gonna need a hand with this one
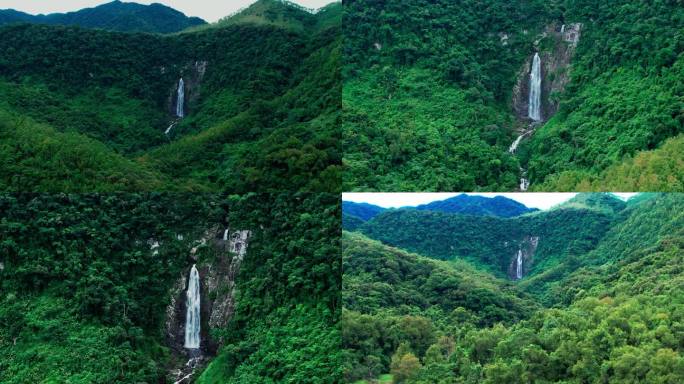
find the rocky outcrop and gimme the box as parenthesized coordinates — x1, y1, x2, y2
(164, 226, 251, 383)
(167, 60, 208, 117)
(512, 23, 582, 121)
(508, 235, 540, 279)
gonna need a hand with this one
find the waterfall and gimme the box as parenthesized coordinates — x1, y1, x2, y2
(184, 264, 200, 349)
(176, 78, 185, 118)
(516, 250, 523, 279)
(528, 53, 542, 121)
(223, 229, 229, 241)
(520, 177, 530, 192)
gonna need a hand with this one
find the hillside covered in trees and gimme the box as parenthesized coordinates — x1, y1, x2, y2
(0, 0, 341, 193)
(0, 193, 341, 383)
(343, 0, 684, 191)
(342, 193, 684, 383)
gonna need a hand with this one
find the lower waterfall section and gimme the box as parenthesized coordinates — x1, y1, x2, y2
(165, 227, 251, 383)
(184, 264, 201, 350)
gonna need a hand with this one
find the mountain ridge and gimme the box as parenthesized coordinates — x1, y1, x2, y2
(0, 0, 206, 33)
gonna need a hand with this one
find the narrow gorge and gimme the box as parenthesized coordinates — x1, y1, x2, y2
(510, 23, 582, 191)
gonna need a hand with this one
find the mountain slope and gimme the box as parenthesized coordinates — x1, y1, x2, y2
(0, 193, 341, 384)
(0, 1, 340, 192)
(342, 231, 538, 382)
(0, 1, 206, 33)
(357, 196, 616, 278)
(344, 193, 684, 383)
(343, 0, 683, 191)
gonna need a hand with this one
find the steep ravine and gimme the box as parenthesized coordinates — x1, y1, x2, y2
(165, 226, 251, 384)
(510, 23, 582, 190)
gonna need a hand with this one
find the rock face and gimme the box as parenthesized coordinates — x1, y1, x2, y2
(164, 226, 251, 383)
(512, 23, 582, 121)
(508, 235, 540, 280)
(168, 60, 208, 117)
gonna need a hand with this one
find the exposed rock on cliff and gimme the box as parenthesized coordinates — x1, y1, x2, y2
(512, 23, 582, 121)
(164, 226, 251, 383)
(167, 60, 208, 117)
(508, 235, 540, 279)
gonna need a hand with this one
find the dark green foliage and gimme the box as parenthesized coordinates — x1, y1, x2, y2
(343, 0, 684, 191)
(0, 1, 206, 33)
(0, 193, 217, 383)
(0, 2, 340, 192)
(414, 194, 537, 218)
(343, 214, 365, 232)
(344, 193, 684, 383)
(198, 193, 342, 383)
(357, 197, 615, 277)
(0, 192, 341, 383)
(342, 0, 554, 190)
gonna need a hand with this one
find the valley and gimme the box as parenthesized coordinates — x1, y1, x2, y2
(342, 193, 684, 383)
(0, 0, 341, 193)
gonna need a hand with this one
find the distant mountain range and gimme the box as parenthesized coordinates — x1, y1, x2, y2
(342, 194, 538, 226)
(0, 1, 206, 33)
(413, 194, 538, 217)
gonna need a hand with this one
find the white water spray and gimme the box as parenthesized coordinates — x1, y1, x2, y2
(516, 250, 523, 279)
(184, 264, 200, 349)
(176, 78, 185, 118)
(528, 53, 542, 121)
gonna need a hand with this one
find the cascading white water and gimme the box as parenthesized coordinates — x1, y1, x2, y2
(176, 78, 185, 118)
(520, 177, 530, 192)
(184, 264, 200, 349)
(516, 250, 523, 279)
(223, 229, 229, 241)
(528, 53, 542, 121)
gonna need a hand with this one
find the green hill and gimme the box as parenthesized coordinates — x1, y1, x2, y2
(0, 1, 340, 192)
(343, 193, 684, 383)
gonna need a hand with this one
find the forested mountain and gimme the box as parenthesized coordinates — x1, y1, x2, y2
(342, 194, 536, 232)
(0, 1, 206, 33)
(0, 0, 341, 193)
(413, 194, 537, 217)
(343, 0, 684, 191)
(343, 193, 684, 383)
(0, 193, 341, 383)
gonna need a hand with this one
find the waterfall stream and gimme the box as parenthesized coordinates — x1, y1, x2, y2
(509, 52, 543, 191)
(184, 265, 200, 349)
(528, 53, 541, 121)
(176, 78, 185, 118)
(516, 250, 523, 279)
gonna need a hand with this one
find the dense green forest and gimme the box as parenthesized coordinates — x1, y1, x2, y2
(0, 0, 341, 193)
(0, 1, 207, 33)
(0, 192, 341, 383)
(342, 193, 684, 383)
(343, 0, 684, 191)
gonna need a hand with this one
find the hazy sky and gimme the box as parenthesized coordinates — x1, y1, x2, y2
(0, 0, 335, 22)
(342, 193, 639, 210)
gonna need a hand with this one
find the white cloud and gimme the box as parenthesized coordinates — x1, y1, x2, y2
(342, 193, 640, 210)
(0, 1, 335, 23)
